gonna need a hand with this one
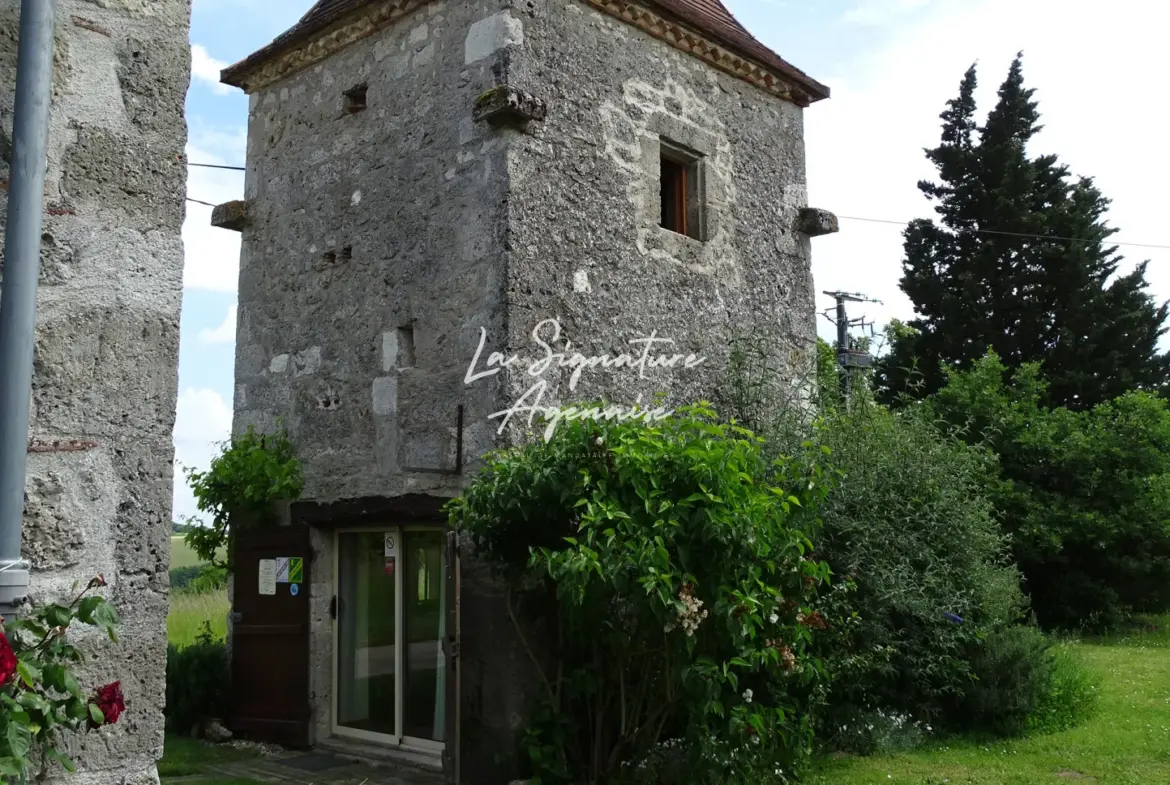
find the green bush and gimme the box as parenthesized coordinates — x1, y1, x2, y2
(805, 402, 1027, 735)
(164, 622, 230, 733)
(170, 564, 228, 593)
(946, 625, 1097, 737)
(449, 404, 837, 785)
(929, 353, 1170, 629)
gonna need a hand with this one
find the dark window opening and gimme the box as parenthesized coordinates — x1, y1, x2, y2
(660, 141, 704, 241)
(397, 325, 416, 369)
(322, 250, 337, 265)
(344, 83, 368, 114)
(339, 245, 352, 262)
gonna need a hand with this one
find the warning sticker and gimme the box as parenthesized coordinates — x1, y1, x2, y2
(275, 557, 290, 584)
(385, 558, 395, 575)
(288, 557, 304, 584)
(384, 533, 397, 557)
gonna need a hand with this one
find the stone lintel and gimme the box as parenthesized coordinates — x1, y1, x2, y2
(473, 85, 547, 129)
(796, 207, 839, 237)
(211, 200, 250, 232)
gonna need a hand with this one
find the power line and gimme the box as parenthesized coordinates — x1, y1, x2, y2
(189, 162, 245, 171)
(837, 215, 1170, 251)
(175, 191, 1170, 251)
(186, 197, 216, 207)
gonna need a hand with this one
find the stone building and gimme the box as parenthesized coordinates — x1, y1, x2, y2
(0, 1, 190, 783)
(216, 0, 833, 781)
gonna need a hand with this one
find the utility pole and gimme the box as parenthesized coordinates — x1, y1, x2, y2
(821, 290, 881, 407)
(0, 0, 58, 620)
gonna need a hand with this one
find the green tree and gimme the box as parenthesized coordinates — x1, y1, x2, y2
(877, 55, 1170, 409)
(929, 352, 1170, 629)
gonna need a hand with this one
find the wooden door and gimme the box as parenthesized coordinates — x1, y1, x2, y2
(229, 526, 313, 748)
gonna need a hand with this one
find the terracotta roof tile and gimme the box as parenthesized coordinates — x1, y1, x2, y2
(222, 0, 828, 103)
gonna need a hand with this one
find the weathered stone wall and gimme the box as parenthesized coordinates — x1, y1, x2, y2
(0, 1, 189, 783)
(233, 0, 818, 781)
(495, 0, 818, 414)
(230, 0, 532, 776)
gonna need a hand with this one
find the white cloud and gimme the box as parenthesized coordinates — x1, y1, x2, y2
(183, 126, 246, 292)
(191, 44, 232, 95)
(198, 304, 238, 344)
(172, 388, 234, 523)
(803, 0, 1170, 345)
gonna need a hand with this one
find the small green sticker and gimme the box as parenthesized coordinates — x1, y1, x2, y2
(288, 557, 303, 584)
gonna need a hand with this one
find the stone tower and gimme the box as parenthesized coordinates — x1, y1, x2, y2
(0, 1, 190, 783)
(218, 0, 832, 780)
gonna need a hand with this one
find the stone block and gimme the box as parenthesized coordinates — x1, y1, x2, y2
(473, 85, 547, 129)
(211, 199, 250, 231)
(796, 207, 839, 237)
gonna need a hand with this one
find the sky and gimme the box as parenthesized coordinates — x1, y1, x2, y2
(175, 0, 1170, 522)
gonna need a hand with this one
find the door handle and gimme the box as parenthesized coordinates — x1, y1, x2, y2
(329, 595, 338, 620)
(229, 612, 243, 623)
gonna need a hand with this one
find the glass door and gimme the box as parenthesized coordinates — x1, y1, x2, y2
(335, 531, 398, 739)
(333, 527, 446, 750)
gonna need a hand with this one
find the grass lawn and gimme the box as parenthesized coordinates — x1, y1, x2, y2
(809, 618, 1170, 785)
(159, 735, 264, 784)
(171, 534, 226, 568)
(168, 587, 229, 646)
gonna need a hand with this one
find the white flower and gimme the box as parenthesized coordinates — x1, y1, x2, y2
(595, 436, 605, 446)
(742, 689, 753, 703)
(769, 613, 779, 624)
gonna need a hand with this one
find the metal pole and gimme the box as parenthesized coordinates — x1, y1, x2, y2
(835, 296, 850, 406)
(0, 0, 58, 619)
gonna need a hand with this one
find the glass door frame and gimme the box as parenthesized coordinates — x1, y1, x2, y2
(330, 524, 446, 756)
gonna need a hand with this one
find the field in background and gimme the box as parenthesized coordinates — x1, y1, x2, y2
(168, 533, 228, 646)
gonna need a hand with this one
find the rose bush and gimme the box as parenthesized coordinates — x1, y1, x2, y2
(0, 576, 123, 783)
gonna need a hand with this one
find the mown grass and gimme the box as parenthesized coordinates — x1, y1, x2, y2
(808, 618, 1170, 785)
(159, 735, 263, 782)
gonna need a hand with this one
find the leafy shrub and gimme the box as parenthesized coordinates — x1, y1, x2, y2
(929, 353, 1170, 629)
(184, 425, 304, 569)
(164, 623, 230, 734)
(946, 625, 1097, 737)
(169, 566, 203, 591)
(170, 564, 228, 593)
(449, 404, 837, 785)
(806, 402, 1027, 734)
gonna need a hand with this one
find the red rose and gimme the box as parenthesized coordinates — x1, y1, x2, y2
(89, 681, 125, 727)
(0, 630, 17, 686)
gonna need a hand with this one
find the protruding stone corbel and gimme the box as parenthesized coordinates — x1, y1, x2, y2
(211, 200, 250, 232)
(796, 207, 839, 237)
(473, 85, 547, 129)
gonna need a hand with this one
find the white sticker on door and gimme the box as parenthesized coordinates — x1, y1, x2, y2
(384, 533, 397, 557)
(275, 557, 290, 583)
(258, 559, 276, 596)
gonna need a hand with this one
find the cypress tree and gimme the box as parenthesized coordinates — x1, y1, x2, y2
(878, 54, 1170, 409)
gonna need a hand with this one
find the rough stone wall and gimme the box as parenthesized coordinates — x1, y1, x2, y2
(495, 0, 818, 414)
(233, 0, 818, 780)
(231, 0, 533, 776)
(0, 1, 189, 783)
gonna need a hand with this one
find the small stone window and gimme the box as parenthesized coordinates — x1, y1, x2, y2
(397, 325, 416, 369)
(339, 245, 352, 262)
(660, 140, 704, 241)
(344, 83, 368, 114)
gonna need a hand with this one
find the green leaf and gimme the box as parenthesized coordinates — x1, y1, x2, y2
(15, 659, 41, 689)
(88, 704, 105, 726)
(4, 720, 32, 758)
